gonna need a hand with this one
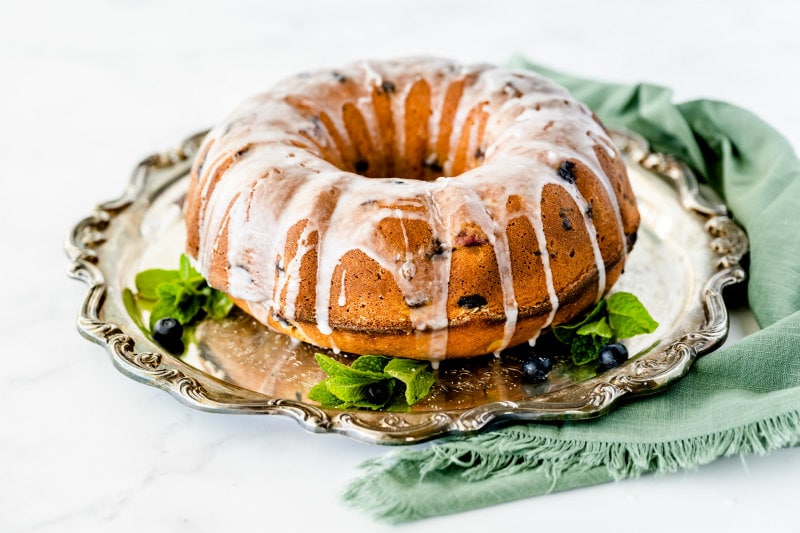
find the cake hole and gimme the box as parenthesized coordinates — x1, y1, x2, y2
(289, 79, 491, 181)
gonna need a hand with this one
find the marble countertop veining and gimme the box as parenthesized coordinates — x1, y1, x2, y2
(1, 1, 799, 532)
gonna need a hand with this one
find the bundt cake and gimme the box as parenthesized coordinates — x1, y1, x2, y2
(185, 57, 640, 361)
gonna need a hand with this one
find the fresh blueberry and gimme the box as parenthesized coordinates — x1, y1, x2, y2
(364, 381, 391, 405)
(354, 159, 369, 173)
(457, 294, 488, 308)
(153, 317, 184, 355)
(521, 355, 553, 383)
(380, 80, 396, 94)
(557, 160, 576, 184)
(598, 343, 629, 370)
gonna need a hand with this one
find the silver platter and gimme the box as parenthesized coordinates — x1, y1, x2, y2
(66, 130, 747, 445)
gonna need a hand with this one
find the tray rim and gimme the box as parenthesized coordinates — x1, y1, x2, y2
(65, 129, 748, 445)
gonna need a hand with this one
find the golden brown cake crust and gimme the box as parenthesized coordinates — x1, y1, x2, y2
(185, 57, 640, 360)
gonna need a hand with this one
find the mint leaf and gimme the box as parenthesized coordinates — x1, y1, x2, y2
(148, 299, 173, 330)
(135, 269, 180, 300)
(179, 254, 203, 283)
(607, 292, 658, 339)
(179, 254, 192, 279)
(351, 355, 392, 373)
(569, 316, 613, 365)
(204, 288, 234, 319)
(314, 353, 386, 381)
(314, 352, 350, 378)
(326, 376, 394, 409)
(308, 380, 345, 407)
(384, 358, 435, 405)
(384, 388, 413, 412)
(576, 316, 613, 339)
(570, 333, 606, 365)
(326, 372, 386, 390)
(157, 282, 200, 319)
(150, 282, 201, 329)
(553, 299, 607, 344)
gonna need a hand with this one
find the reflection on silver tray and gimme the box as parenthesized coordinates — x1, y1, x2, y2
(66, 130, 747, 445)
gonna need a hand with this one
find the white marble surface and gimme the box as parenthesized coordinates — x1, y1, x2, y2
(2, 1, 800, 531)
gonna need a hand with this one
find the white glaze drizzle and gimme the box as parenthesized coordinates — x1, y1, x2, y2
(337, 267, 347, 307)
(190, 57, 629, 359)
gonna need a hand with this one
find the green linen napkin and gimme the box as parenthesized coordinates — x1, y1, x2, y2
(343, 60, 800, 523)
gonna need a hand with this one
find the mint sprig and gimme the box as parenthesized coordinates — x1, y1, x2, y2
(308, 353, 435, 411)
(126, 254, 234, 354)
(136, 254, 234, 330)
(553, 292, 658, 365)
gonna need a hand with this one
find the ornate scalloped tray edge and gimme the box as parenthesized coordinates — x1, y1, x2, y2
(65, 129, 748, 445)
